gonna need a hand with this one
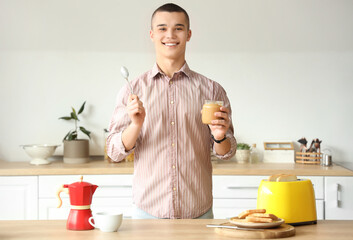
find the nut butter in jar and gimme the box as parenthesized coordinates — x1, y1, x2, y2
(202, 100, 224, 124)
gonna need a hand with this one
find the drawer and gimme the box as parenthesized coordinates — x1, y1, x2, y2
(39, 175, 133, 198)
(213, 176, 265, 199)
(213, 175, 324, 200)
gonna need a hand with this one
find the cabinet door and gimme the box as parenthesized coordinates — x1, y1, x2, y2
(316, 200, 324, 220)
(325, 176, 353, 220)
(0, 176, 38, 220)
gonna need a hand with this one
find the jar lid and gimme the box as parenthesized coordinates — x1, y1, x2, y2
(205, 100, 224, 106)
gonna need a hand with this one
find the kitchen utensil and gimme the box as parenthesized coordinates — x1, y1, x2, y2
(295, 151, 322, 164)
(89, 212, 123, 232)
(121, 66, 133, 94)
(257, 179, 317, 226)
(322, 149, 333, 166)
(206, 224, 258, 231)
(213, 222, 295, 239)
(322, 154, 332, 166)
(57, 176, 98, 230)
(20, 144, 60, 165)
(229, 217, 284, 229)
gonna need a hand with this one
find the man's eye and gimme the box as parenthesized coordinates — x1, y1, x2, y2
(176, 28, 183, 31)
(159, 28, 166, 31)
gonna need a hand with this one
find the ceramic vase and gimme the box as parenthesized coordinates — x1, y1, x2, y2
(63, 139, 89, 164)
(236, 149, 250, 163)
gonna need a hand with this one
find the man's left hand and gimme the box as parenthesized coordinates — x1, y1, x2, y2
(209, 106, 231, 141)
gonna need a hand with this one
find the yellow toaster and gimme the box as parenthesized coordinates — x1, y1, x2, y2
(257, 179, 317, 225)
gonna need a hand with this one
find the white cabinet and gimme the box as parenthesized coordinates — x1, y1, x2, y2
(0, 176, 38, 220)
(212, 175, 324, 220)
(325, 176, 353, 220)
(38, 175, 133, 220)
(0, 173, 351, 220)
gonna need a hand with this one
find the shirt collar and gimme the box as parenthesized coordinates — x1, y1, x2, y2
(151, 62, 191, 79)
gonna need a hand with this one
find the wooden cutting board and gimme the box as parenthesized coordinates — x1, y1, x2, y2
(214, 222, 295, 239)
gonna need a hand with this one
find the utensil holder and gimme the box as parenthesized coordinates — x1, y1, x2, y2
(295, 152, 322, 164)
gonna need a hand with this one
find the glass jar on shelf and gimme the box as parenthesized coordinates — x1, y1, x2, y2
(250, 144, 261, 163)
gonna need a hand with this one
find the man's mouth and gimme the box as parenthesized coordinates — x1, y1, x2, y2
(163, 42, 179, 46)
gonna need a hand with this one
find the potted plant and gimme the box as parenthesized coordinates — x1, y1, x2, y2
(236, 143, 251, 163)
(59, 101, 91, 164)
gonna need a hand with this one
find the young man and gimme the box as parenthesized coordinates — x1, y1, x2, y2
(107, 3, 237, 219)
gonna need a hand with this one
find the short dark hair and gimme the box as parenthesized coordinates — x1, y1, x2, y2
(151, 3, 190, 30)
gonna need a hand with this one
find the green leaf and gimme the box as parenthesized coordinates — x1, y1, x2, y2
(71, 111, 78, 121)
(237, 143, 250, 150)
(78, 101, 86, 115)
(80, 126, 91, 139)
(59, 116, 72, 120)
(63, 131, 71, 141)
(68, 131, 77, 140)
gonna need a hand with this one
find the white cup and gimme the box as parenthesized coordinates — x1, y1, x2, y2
(88, 212, 123, 232)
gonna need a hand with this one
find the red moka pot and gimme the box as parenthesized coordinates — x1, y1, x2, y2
(57, 176, 98, 230)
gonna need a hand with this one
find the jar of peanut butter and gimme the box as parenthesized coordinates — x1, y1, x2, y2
(202, 100, 223, 124)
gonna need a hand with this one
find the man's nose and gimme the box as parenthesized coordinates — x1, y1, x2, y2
(166, 29, 175, 38)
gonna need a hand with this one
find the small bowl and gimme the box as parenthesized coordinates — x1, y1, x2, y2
(21, 144, 60, 165)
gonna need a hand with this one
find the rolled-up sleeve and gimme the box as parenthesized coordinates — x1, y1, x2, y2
(106, 86, 135, 162)
(211, 83, 237, 160)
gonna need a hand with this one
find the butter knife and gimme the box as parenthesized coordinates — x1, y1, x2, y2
(206, 224, 259, 231)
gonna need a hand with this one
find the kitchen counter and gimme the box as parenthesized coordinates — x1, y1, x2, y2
(1, 159, 353, 176)
(0, 219, 352, 240)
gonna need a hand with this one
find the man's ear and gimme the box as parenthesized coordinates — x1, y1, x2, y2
(150, 29, 154, 42)
(187, 29, 192, 41)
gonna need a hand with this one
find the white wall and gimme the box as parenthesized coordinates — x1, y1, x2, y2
(1, 0, 352, 163)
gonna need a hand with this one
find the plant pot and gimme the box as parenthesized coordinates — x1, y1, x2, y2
(63, 139, 89, 164)
(236, 149, 250, 163)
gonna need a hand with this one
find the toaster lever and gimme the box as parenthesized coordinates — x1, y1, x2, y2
(226, 186, 258, 189)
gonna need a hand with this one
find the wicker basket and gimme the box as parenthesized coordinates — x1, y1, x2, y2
(295, 152, 322, 164)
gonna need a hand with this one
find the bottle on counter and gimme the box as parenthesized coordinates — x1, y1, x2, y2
(250, 144, 261, 163)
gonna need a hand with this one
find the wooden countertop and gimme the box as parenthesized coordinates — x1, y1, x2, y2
(0, 159, 352, 176)
(0, 219, 352, 240)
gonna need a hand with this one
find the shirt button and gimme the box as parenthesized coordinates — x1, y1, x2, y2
(170, 81, 173, 85)
(172, 143, 175, 147)
(170, 100, 174, 104)
(173, 187, 176, 191)
(171, 121, 175, 125)
(172, 165, 175, 169)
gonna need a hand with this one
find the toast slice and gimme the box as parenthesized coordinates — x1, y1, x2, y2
(268, 174, 284, 182)
(238, 209, 266, 219)
(276, 174, 297, 182)
(247, 213, 279, 220)
(245, 216, 273, 223)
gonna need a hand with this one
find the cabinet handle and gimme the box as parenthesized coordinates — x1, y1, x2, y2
(335, 183, 340, 208)
(226, 186, 258, 189)
(100, 185, 132, 188)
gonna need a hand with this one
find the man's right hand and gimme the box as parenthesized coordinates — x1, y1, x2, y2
(127, 94, 146, 127)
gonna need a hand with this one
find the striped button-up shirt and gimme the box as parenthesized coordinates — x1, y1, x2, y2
(107, 62, 237, 219)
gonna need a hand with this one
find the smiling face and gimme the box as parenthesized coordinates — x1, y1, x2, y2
(150, 11, 192, 63)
